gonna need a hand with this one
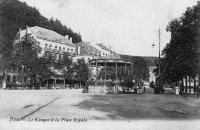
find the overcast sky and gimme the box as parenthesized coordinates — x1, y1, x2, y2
(20, 0, 198, 56)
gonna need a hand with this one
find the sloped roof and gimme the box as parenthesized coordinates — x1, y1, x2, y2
(75, 42, 89, 47)
(76, 42, 120, 59)
(76, 42, 99, 51)
(96, 43, 120, 57)
(96, 43, 111, 52)
(27, 26, 75, 47)
(107, 53, 121, 59)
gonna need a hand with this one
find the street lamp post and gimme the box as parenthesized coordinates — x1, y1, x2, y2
(152, 28, 161, 77)
(151, 43, 156, 83)
(158, 29, 161, 76)
(151, 43, 155, 68)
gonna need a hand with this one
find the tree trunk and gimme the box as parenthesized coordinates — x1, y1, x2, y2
(24, 77, 27, 89)
(185, 76, 188, 93)
(47, 79, 49, 89)
(180, 78, 184, 94)
(189, 76, 191, 93)
(64, 77, 66, 89)
(199, 73, 200, 87)
(30, 79, 33, 89)
(194, 76, 196, 93)
(40, 79, 42, 89)
(2, 71, 6, 89)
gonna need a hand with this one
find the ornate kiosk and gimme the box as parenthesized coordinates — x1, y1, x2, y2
(88, 58, 133, 93)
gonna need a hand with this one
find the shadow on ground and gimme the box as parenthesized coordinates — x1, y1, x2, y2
(74, 93, 200, 120)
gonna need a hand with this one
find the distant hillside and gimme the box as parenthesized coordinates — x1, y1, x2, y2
(120, 55, 150, 81)
(0, 0, 82, 43)
(120, 55, 158, 67)
(141, 56, 159, 67)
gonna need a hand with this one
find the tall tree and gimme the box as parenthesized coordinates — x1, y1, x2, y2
(120, 55, 150, 81)
(0, 0, 83, 87)
(74, 59, 89, 82)
(156, 2, 200, 90)
(13, 34, 52, 88)
(54, 52, 74, 82)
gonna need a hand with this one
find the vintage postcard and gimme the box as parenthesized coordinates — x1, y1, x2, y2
(0, 0, 200, 130)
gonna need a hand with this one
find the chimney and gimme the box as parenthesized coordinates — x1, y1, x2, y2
(70, 37, 72, 43)
(77, 46, 80, 55)
(26, 25, 30, 32)
(65, 35, 69, 39)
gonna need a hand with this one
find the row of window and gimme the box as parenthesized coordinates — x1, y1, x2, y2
(45, 43, 74, 52)
(87, 48, 101, 56)
(82, 57, 91, 61)
(103, 53, 109, 56)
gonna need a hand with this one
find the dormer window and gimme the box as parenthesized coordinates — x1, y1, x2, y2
(63, 47, 65, 50)
(59, 46, 61, 50)
(55, 46, 57, 49)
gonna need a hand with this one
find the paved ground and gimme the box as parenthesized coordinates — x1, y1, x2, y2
(0, 88, 200, 130)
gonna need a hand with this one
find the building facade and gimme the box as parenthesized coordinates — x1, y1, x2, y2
(18, 26, 76, 56)
(1, 26, 77, 89)
(74, 42, 120, 63)
(1, 25, 122, 89)
(74, 42, 101, 63)
(96, 43, 112, 58)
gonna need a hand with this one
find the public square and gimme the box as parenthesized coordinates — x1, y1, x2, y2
(1, 88, 200, 121)
(1, 88, 200, 130)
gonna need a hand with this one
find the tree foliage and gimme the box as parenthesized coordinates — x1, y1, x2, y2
(141, 56, 159, 67)
(73, 59, 89, 82)
(156, 2, 200, 83)
(0, 0, 82, 63)
(0, 0, 82, 43)
(120, 55, 150, 81)
(11, 33, 87, 87)
(98, 66, 132, 82)
(12, 34, 53, 87)
(54, 52, 75, 81)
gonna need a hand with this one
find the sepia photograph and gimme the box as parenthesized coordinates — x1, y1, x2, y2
(0, 0, 200, 129)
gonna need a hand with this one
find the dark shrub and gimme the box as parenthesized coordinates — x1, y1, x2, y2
(149, 81, 154, 88)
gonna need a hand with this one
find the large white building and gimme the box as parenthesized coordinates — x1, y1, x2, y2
(1, 26, 122, 89)
(1, 26, 77, 89)
(18, 26, 76, 56)
(74, 42, 120, 63)
(95, 43, 111, 58)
